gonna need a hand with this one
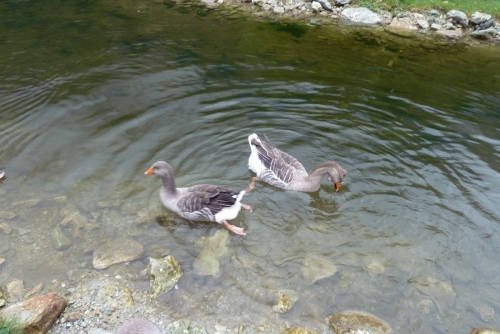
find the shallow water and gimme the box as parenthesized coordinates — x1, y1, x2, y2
(1, 1, 500, 333)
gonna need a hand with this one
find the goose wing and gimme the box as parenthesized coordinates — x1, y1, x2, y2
(252, 136, 308, 184)
(177, 184, 240, 220)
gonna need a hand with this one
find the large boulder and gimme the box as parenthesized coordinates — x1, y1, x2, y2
(0, 293, 67, 334)
(341, 7, 383, 26)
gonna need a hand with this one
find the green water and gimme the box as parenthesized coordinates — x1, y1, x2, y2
(1, 1, 500, 333)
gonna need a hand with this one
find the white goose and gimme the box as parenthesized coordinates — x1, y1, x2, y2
(145, 161, 251, 236)
(247, 133, 346, 193)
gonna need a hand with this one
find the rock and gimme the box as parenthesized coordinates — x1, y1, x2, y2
(478, 19, 496, 31)
(149, 255, 183, 297)
(471, 12, 492, 25)
(0, 222, 12, 234)
(0, 211, 17, 220)
(92, 238, 145, 270)
(302, 253, 337, 285)
(61, 211, 88, 238)
(116, 319, 163, 334)
(272, 289, 298, 313)
(472, 27, 498, 40)
(416, 19, 429, 29)
(97, 284, 135, 308)
(388, 17, 418, 30)
(0, 257, 5, 267)
(435, 29, 463, 39)
(282, 327, 318, 334)
(341, 7, 382, 26)
(335, 0, 350, 5)
(6, 279, 25, 299)
(24, 283, 44, 299)
(313, 0, 333, 12)
(193, 230, 229, 277)
(51, 227, 72, 251)
(445, 10, 468, 28)
(273, 6, 285, 14)
(470, 329, 500, 334)
(13, 198, 41, 208)
(0, 293, 67, 334)
(327, 310, 392, 334)
(430, 23, 441, 31)
(311, 1, 323, 12)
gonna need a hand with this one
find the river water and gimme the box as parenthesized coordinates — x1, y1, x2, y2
(1, 1, 500, 333)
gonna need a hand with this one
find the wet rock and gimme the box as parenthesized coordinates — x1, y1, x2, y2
(92, 238, 145, 270)
(24, 283, 44, 299)
(474, 304, 495, 322)
(0, 222, 12, 234)
(6, 279, 25, 299)
(0, 293, 67, 334)
(341, 7, 382, 26)
(445, 10, 468, 28)
(282, 328, 318, 334)
(148, 255, 183, 297)
(471, 329, 500, 334)
(0, 211, 17, 220)
(51, 227, 72, 251)
(61, 211, 88, 238)
(302, 253, 337, 285)
(272, 289, 298, 313)
(0, 257, 5, 267)
(327, 310, 392, 334)
(13, 198, 41, 208)
(116, 319, 162, 334)
(193, 230, 229, 277)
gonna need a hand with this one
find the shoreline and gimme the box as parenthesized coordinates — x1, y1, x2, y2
(201, 0, 500, 47)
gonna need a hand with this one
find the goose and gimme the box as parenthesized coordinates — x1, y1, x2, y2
(247, 133, 346, 193)
(0, 170, 4, 179)
(145, 161, 251, 236)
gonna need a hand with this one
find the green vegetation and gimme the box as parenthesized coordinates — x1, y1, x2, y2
(354, 0, 500, 16)
(0, 318, 25, 334)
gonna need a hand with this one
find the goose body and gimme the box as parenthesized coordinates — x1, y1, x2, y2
(247, 133, 346, 193)
(145, 161, 251, 236)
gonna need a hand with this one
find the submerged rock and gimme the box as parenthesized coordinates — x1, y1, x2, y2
(327, 310, 392, 334)
(470, 329, 500, 334)
(193, 230, 229, 277)
(302, 253, 337, 285)
(148, 255, 183, 297)
(93, 238, 145, 270)
(51, 227, 72, 251)
(273, 289, 298, 313)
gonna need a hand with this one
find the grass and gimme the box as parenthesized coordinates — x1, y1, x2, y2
(354, 0, 500, 16)
(0, 318, 25, 334)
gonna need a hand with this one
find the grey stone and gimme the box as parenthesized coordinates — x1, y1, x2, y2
(446, 9, 468, 27)
(149, 255, 183, 297)
(313, 0, 333, 11)
(472, 27, 498, 40)
(416, 19, 429, 29)
(193, 230, 229, 277)
(471, 11, 492, 25)
(327, 310, 392, 334)
(93, 238, 144, 270)
(301, 253, 337, 285)
(341, 7, 382, 26)
(51, 227, 72, 251)
(335, 0, 350, 5)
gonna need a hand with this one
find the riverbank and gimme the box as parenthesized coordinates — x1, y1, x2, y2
(198, 0, 500, 46)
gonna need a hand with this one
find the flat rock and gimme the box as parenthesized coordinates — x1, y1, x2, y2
(389, 17, 418, 30)
(0, 293, 67, 334)
(301, 253, 337, 285)
(93, 238, 144, 270)
(327, 310, 392, 334)
(193, 230, 229, 277)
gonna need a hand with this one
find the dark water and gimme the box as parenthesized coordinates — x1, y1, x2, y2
(1, 1, 500, 333)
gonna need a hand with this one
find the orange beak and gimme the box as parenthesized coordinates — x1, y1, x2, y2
(335, 183, 342, 192)
(144, 166, 154, 175)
